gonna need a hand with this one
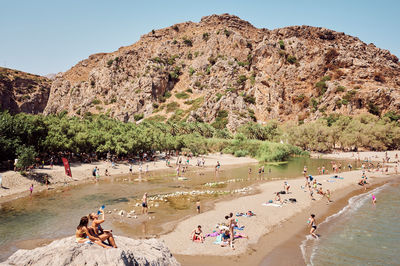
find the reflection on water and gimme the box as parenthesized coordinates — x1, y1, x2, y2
(0, 157, 355, 262)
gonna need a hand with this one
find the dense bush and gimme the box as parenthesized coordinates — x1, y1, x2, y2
(16, 146, 37, 169)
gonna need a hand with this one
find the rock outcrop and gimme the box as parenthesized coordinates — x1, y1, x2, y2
(0, 67, 51, 114)
(39, 14, 400, 130)
(1, 236, 179, 266)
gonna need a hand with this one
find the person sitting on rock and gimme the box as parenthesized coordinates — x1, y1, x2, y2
(75, 216, 110, 248)
(88, 210, 117, 248)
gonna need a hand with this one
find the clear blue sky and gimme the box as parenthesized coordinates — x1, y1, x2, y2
(1, 0, 399, 76)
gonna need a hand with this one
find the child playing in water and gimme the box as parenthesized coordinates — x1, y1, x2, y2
(372, 194, 377, 204)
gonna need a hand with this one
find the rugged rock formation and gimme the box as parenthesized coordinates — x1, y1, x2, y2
(42, 14, 400, 130)
(1, 236, 179, 266)
(0, 67, 51, 114)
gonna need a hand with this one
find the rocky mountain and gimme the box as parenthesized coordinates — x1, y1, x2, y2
(2, 236, 179, 266)
(40, 14, 400, 129)
(0, 67, 51, 114)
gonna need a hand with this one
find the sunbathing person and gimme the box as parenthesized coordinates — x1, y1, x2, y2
(75, 216, 110, 248)
(88, 210, 117, 248)
(275, 192, 283, 204)
(221, 229, 234, 249)
(190, 225, 204, 242)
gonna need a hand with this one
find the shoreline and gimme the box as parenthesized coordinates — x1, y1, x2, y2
(261, 177, 395, 265)
(164, 168, 398, 265)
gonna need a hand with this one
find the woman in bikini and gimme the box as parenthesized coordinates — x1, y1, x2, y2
(88, 210, 117, 248)
(75, 216, 110, 248)
(190, 225, 204, 242)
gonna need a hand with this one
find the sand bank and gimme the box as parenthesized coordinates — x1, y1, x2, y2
(0, 154, 257, 203)
(312, 150, 400, 163)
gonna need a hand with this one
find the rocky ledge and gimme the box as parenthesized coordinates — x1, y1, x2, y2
(1, 236, 179, 266)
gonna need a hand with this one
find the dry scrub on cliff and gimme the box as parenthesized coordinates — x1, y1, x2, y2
(41, 14, 399, 131)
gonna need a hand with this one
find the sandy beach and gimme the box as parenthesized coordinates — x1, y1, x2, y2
(313, 150, 400, 163)
(160, 151, 399, 264)
(0, 154, 257, 203)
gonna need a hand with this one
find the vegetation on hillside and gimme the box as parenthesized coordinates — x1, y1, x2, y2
(1, 111, 398, 168)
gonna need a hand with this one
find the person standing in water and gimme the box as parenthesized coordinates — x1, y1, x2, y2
(372, 194, 377, 204)
(308, 214, 318, 238)
(29, 184, 34, 195)
(142, 192, 148, 214)
(303, 166, 308, 177)
(196, 200, 201, 213)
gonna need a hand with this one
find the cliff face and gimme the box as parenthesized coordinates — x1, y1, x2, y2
(43, 14, 400, 129)
(2, 236, 180, 266)
(0, 67, 51, 114)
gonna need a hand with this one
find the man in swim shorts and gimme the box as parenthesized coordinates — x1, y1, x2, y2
(142, 192, 148, 214)
(196, 200, 200, 213)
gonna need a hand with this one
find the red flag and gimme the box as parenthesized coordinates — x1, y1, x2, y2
(62, 157, 72, 178)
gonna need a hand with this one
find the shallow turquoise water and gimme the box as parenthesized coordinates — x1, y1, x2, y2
(303, 181, 400, 266)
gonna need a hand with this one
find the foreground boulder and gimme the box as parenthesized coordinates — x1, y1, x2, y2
(1, 236, 179, 266)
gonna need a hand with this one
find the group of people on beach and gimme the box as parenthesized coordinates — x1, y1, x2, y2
(304, 171, 332, 204)
(191, 212, 248, 250)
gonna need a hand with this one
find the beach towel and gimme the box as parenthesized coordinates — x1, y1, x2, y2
(234, 226, 245, 230)
(262, 203, 282, 207)
(206, 232, 220, 237)
(213, 234, 223, 245)
(236, 212, 255, 217)
(330, 176, 344, 179)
